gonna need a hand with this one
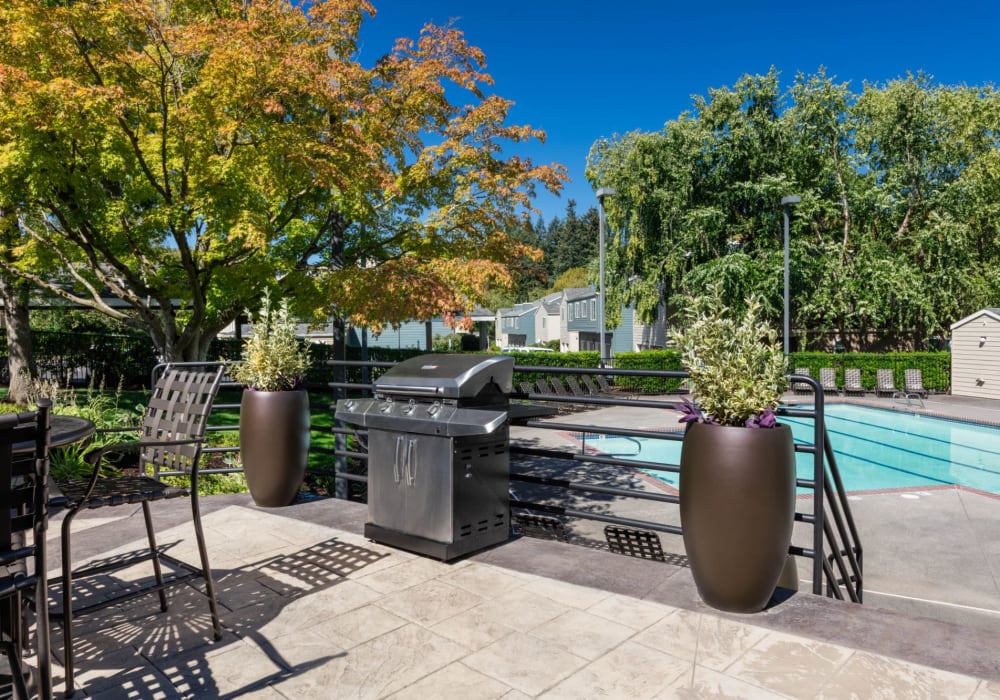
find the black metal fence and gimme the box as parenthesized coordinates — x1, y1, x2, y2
(321, 361, 863, 603)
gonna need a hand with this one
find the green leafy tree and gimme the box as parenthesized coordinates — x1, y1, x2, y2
(587, 69, 1000, 348)
(0, 0, 565, 361)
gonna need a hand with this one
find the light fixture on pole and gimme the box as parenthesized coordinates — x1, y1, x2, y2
(596, 187, 615, 367)
(781, 195, 801, 356)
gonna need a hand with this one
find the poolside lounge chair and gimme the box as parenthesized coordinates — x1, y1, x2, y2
(565, 376, 593, 397)
(844, 368, 865, 396)
(792, 367, 812, 395)
(819, 367, 839, 395)
(580, 375, 601, 396)
(875, 368, 898, 397)
(904, 369, 928, 398)
(595, 374, 636, 399)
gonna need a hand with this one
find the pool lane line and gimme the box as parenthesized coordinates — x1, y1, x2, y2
(782, 415, 1000, 481)
(795, 406, 1000, 460)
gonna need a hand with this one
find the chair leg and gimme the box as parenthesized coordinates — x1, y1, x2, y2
(189, 493, 222, 641)
(1, 639, 31, 700)
(141, 502, 168, 613)
(60, 508, 79, 698)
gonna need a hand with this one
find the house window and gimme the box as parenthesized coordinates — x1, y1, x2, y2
(569, 305, 574, 320)
(591, 300, 596, 319)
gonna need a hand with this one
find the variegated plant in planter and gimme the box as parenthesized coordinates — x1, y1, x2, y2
(232, 293, 311, 507)
(671, 289, 793, 613)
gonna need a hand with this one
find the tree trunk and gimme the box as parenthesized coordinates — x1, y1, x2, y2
(0, 272, 35, 405)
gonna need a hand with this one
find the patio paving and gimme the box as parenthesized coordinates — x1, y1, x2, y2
(40, 491, 1000, 698)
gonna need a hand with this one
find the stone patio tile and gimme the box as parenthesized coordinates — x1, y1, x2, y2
(352, 556, 457, 594)
(157, 636, 285, 697)
(816, 651, 981, 698)
(586, 593, 674, 631)
(68, 664, 184, 700)
(255, 579, 383, 638)
(376, 578, 485, 626)
(384, 661, 513, 700)
(518, 576, 612, 609)
(470, 586, 571, 632)
(724, 630, 854, 697)
(303, 602, 409, 650)
(269, 623, 467, 699)
(634, 609, 769, 671)
(429, 606, 519, 650)
(539, 640, 690, 699)
(528, 608, 635, 660)
(499, 691, 534, 700)
(663, 664, 796, 699)
(462, 631, 588, 696)
(439, 562, 533, 598)
(975, 680, 1000, 698)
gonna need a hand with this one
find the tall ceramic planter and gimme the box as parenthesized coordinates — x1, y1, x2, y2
(240, 389, 310, 507)
(679, 421, 795, 613)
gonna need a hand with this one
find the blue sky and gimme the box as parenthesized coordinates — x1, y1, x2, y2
(357, 1, 998, 224)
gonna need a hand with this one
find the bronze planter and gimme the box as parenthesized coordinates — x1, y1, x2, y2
(240, 389, 310, 507)
(679, 421, 796, 613)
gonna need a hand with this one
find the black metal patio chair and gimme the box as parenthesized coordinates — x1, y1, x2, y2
(52, 364, 224, 696)
(1, 401, 53, 700)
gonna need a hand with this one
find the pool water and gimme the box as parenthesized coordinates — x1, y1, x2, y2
(589, 404, 1000, 495)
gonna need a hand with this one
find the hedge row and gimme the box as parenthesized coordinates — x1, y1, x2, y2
(788, 351, 951, 393)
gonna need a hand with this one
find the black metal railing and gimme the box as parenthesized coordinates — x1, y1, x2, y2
(323, 359, 863, 602)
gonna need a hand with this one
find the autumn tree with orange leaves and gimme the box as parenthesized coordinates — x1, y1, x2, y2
(0, 0, 565, 362)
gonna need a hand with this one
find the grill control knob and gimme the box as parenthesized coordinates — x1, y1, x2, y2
(344, 400, 356, 410)
(379, 401, 392, 413)
(403, 401, 416, 415)
(426, 402, 441, 416)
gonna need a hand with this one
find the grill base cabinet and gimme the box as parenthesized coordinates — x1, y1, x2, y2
(365, 428, 510, 561)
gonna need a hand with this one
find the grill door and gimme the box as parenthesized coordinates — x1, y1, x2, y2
(368, 429, 454, 542)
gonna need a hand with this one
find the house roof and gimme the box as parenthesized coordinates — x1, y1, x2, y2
(540, 292, 563, 314)
(950, 308, 1000, 330)
(563, 286, 596, 302)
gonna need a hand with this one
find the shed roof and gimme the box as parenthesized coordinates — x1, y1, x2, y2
(950, 308, 1000, 330)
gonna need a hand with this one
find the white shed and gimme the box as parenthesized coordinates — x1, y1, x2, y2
(950, 308, 1000, 399)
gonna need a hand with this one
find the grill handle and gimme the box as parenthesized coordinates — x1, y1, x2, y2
(393, 435, 404, 483)
(376, 384, 443, 398)
(406, 439, 418, 486)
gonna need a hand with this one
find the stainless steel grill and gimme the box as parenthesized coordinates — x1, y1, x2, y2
(335, 354, 514, 561)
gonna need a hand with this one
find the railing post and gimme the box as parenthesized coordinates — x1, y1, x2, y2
(812, 380, 826, 595)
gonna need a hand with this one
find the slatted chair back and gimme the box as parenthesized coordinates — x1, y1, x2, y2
(792, 367, 812, 394)
(141, 366, 225, 478)
(819, 368, 838, 394)
(844, 369, 864, 395)
(565, 376, 590, 397)
(0, 401, 53, 700)
(904, 369, 927, 396)
(876, 368, 897, 396)
(580, 375, 600, 395)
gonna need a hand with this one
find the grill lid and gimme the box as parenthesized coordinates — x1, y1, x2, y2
(373, 354, 513, 400)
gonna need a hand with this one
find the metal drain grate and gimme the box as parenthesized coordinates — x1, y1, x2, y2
(513, 513, 568, 541)
(604, 526, 666, 561)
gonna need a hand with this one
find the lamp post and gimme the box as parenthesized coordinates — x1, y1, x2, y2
(781, 195, 801, 356)
(596, 187, 615, 367)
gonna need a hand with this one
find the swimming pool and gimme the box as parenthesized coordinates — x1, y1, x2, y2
(587, 404, 1000, 495)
